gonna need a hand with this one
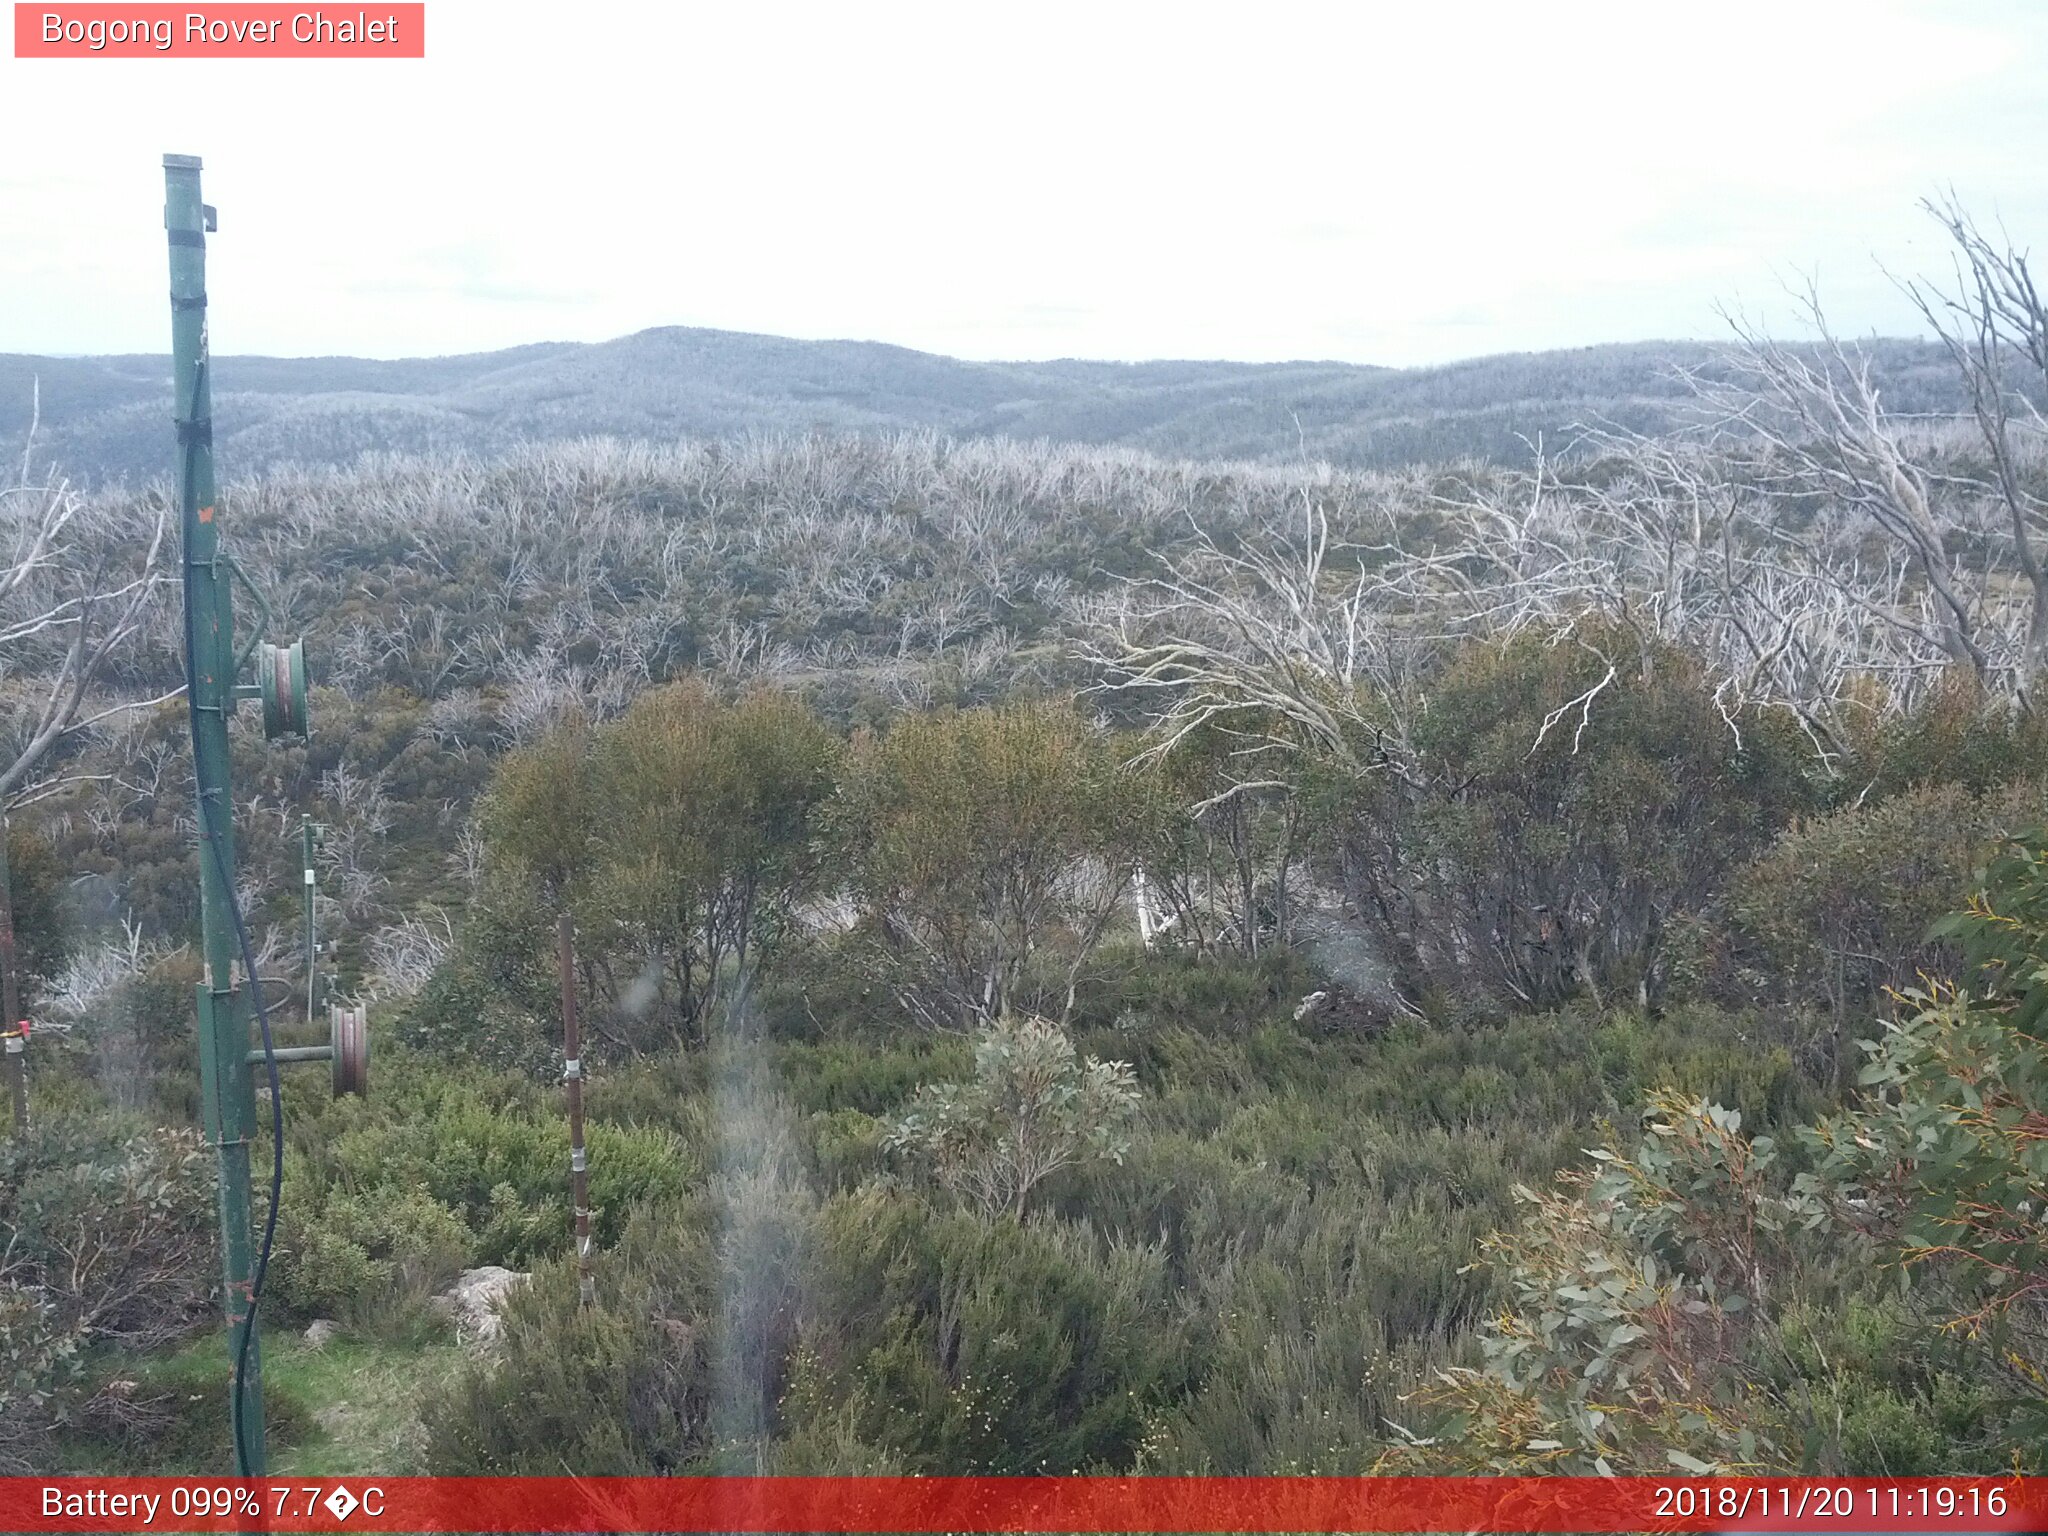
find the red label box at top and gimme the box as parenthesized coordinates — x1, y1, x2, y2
(14, 4, 425, 56)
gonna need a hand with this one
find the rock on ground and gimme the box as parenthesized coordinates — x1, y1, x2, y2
(433, 1265, 530, 1347)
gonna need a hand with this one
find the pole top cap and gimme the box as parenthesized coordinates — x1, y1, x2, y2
(163, 153, 203, 170)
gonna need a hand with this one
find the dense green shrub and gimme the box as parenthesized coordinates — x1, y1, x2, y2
(392, 884, 558, 1076)
(1764, 1295, 1995, 1475)
(484, 683, 842, 1051)
(428, 1146, 818, 1475)
(0, 1118, 215, 1352)
(1382, 1093, 1978, 1475)
(425, 1201, 719, 1473)
(1331, 624, 1815, 1011)
(1414, 1092, 1821, 1473)
(746, 934, 891, 1044)
(1857, 673, 2048, 799)
(1072, 944, 1327, 1038)
(767, 1034, 969, 1118)
(1125, 1181, 1445, 1473)
(1799, 830, 2048, 1447)
(790, 1191, 1185, 1474)
(829, 700, 1144, 1027)
(423, 990, 1811, 1478)
(271, 1183, 469, 1332)
(70, 950, 203, 1116)
(0, 1286, 79, 1473)
(1730, 780, 2044, 1024)
(1393, 833, 2048, 1477)
(2, 824, 69, 1003)
(284, 1058, 694, 1269)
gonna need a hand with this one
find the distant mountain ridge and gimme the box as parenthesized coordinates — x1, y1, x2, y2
(0, 324, 1964, 484)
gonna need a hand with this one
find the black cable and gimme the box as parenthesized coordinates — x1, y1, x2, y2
(178, 352, 285, 1479)
(213, 806, 285, 1480)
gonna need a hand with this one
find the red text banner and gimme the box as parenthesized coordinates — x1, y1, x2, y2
(13, 5, 424, 57)
(1, 1476, 2042, 1534)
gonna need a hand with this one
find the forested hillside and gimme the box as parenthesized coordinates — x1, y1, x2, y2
(2, 204, 2044, 1481)
(0, 327, 1968, 484)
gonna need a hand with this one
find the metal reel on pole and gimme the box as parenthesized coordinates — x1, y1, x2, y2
(260, 639, 309, 740)
(329, 1002, 368, 1097)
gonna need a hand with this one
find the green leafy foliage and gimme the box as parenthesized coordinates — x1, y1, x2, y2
(0, 1287, 79, 1473)
(1859, 673, 2048, 800)
(1457, 1094, 1813, 1472)
(271, 1186, 469, 1335)
(424, 1201, 719, 1473)
(1334, 624, 1815, 1011)
(1396, 830, 2048, 1476)
(392, 887, 557, 1076)
(1385, 1091, 1996, 1475)
(1800, 831, 2048, 1437)
(0, 1118, 216, 1351)
(832, 701, 1142, 1026)
(1731, 781, 2044, 1023)
(885, 1015, 1140, 1219)
(408, 976, 1852, 1480)
(1, 824, 68, 1002)
(279, 1052, 694, 1285)
(790, 1192, 1183, 1474)
(484, 683, 841, 1050)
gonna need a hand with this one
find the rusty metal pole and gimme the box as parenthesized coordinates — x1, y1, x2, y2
(558, 913, 594, 1307)
(0, 817, 26, 1136)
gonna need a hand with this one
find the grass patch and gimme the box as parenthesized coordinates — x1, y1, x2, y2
(266, 1332, 466, 1477)
(66, 1325, 462, 1476)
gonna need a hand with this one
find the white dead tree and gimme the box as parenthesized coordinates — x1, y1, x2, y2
(1404, 204, 2048, 760)
(0, 415, 172, 1120)
(1483, 431, 1906, 767)
(1078, 487, 1402, 801)
(366, 906, 455, 1000)
(1079, 402, 1957, 842)
(1694, 294, 2006, 693)
(1351, 438, 1618, 647)
(0, 454, 172, 808)
(1077, 487, 1408, 955)
(1899, 194, 2048, 692)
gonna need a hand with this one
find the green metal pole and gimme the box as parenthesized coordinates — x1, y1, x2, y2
(165, 152, 266, 1476)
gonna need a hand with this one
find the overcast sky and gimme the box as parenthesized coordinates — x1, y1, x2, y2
(2, 0, 2044, 367)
